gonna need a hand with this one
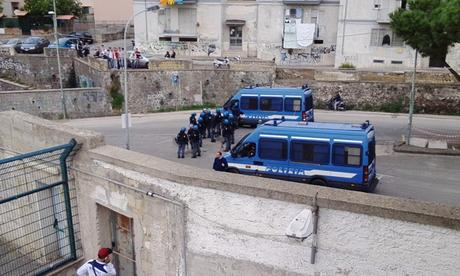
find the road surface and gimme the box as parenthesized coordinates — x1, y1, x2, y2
(63, 110, 460, 206)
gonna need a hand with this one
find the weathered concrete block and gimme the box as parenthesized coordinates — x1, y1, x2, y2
(409, 137, 428, 148)
(428, 139, 448, 149)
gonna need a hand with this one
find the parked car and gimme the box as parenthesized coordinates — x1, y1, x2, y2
(126, 51, 149, 69)
(0, 38, 23, 49)
(15, 37, 50, 54)
(67, 32, 94, 44)
(48, 37, 79, 49)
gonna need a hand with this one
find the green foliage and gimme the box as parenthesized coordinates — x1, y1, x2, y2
(339, 63, 356, 69)
(24, 0, 82, 16)
(378, 97, 405, 113)
(390, 0, 460, 63)
(109, 84, 124, 110)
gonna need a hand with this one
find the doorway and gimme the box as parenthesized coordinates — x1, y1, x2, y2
(97, 205, 136, 275)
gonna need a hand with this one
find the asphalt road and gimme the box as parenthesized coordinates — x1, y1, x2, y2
(63, 110, 460, 206)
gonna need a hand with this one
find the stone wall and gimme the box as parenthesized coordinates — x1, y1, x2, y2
(0, 78, 29, 91)
(1, 111, 460, 276)
(309, 81, 460, 115)
(0, 88, 112, 119)
(74, 58, 276, 113)
(0, 49, 77, 89)
(276, 67, 459, 84)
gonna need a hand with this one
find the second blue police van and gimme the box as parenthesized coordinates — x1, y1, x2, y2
(223, 85, 314, 126)
(224, 120, 377, 191)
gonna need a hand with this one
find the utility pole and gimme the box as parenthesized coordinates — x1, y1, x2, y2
(407, 49, 418, 144)
(51, 0, 67, 119)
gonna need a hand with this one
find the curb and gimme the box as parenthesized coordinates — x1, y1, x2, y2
(393, 142, 460, 156)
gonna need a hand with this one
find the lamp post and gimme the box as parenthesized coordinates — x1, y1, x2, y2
(49, 0, 67, 119)
(123, 5, 160, 150)
(407, 49, 418, 144)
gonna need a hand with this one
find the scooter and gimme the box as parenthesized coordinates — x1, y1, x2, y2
(327, 97, 346, 111)
(213, 57, 230, 69)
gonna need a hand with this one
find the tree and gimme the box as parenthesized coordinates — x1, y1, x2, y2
(390, 0, 460, 68)
(24, 0, 82, 17)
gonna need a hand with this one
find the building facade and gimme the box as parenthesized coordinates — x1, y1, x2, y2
(134, 0, 456, 69)
(134, 0, 340, 66)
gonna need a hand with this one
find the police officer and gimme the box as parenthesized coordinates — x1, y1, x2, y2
(214, 108, 223, 137)
(222, 119, 232, 152)
(190, 125, 201, 158)
(228, 113, 236, 144)
(176, 127, 188, 158)
(197, 117, 206, 146)
(189, 112, 197, 125)
(204, 109, 214, 139)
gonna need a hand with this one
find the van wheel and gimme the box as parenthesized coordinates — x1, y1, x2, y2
(310, 178, 327, 186)
(227, 168, 239, 174)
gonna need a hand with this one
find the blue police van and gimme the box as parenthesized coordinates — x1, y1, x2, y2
(224, 120, 377, 191)
(223, 85, 314, 126)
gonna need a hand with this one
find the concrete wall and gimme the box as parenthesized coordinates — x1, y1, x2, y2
(1, 111, 459, 276)
(0, 88, 112, 119)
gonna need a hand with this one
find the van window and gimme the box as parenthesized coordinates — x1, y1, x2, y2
(284, 98, 302, 112)
(239, 142, 256, 158)
(259, 138, 287, 161)
(304, 95, 313, 110)
(368, 140, 375, 165)
(291, 141, 329, 165)
(333, 144, 362, 166)
(260, 97, 283, 111)
(241, 97, 258, 110)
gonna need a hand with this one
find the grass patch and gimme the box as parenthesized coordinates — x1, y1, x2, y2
(339, 63, 356, 69)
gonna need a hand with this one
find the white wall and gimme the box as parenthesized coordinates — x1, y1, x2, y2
(86, 157, 460, 275)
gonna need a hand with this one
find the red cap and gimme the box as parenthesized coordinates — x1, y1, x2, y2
(98, 248, 112, 259)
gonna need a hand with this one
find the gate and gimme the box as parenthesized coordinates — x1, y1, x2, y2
(0, 139, 82, 276)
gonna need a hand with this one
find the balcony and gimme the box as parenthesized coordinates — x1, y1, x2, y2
(283, 0, 322, 5)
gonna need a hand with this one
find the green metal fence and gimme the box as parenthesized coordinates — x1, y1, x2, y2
(0, 140, 82, 276)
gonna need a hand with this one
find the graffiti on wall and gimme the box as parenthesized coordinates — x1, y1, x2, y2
(79, 75, 94, 88)
(280, 45, 336, 66)
(0, 58, 31, 74)
(142, 40, 220, 57)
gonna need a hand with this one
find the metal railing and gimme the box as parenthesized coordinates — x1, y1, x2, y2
(0, 140, 82, 276)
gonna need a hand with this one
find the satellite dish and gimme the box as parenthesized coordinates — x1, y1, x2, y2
(285, 208, 313, 240)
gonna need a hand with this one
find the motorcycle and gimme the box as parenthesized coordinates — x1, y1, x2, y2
(327, 95, 346, 111)
(213, 57, 230, 69)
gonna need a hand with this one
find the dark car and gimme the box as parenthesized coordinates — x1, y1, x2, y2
(15, 37, 50, 54)
(68, 32, 94, 44)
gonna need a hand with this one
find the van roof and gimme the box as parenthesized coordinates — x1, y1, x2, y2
(238, 87, 311, 95)
(257, 120, 374, 137)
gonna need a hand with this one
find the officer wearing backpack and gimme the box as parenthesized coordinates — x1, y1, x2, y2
(76, 247, 116, 276)
(176, 127, 188, 158)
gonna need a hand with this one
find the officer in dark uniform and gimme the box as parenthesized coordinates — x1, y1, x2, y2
(222, 119, 232, 152)
(228, 113, 236, 144)
(214, 108, 223, 137)
(190, 125, 201, 158)
(189, 112, 197, 125)
(204, 109, 214, 139)
(197, 117, 206, 147)
(176, 127, 188, 158)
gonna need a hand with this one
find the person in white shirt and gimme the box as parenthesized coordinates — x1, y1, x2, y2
(76, 247, 117, 276)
